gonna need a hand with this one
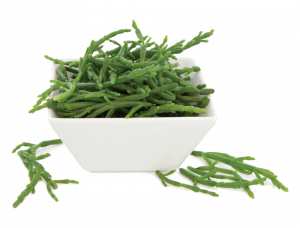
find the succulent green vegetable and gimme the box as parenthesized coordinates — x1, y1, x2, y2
(156, 150, 288, 199)
(156, 170, 219, 197)
(31, 20, 214, 118)
(12, 140, 79, 208)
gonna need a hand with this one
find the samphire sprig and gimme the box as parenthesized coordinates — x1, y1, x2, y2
(12, 140, 79, 208)
(31, 20, 215, 118)
(192, 151, 288, 192)
(156, 170, 219, 197)
(157, 151, 288, 199)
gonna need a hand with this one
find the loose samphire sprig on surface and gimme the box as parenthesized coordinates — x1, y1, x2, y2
(12, 140, 79, 208)
(156, 151, 288, 199)
(30, 20, 214, 118)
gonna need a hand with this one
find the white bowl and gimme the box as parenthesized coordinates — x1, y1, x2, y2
(48, 58, 217, 172)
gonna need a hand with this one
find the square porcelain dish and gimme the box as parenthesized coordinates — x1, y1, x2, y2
(48, 58, 217, 172)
